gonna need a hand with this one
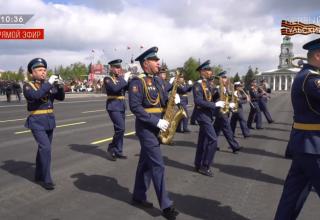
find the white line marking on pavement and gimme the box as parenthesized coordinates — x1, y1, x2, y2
(14, 122, 87, 134)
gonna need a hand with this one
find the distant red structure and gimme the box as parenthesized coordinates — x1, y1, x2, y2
(89, 63, 106, 82)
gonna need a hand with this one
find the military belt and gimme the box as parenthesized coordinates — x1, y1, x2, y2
(144, 107, 164, 113)
(293, 122, 320, 131)
(107, 96, 125, 100)
(30, 109, 54, 115)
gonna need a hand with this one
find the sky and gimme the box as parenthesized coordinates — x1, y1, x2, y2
(0, 0, 319, 75)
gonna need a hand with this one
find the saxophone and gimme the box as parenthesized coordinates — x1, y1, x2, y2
(219, 77, 229, 114)
(159, 70, 187, 145)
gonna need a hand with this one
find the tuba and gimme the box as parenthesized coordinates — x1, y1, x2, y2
(219, 77, 229, 114)
(291, 57, 307, 68)
(159, 70, 187, 145)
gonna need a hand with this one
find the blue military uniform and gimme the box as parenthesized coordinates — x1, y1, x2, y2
(193, 60, 218, 176)
(275, 38, 320, 220)
(212, 71, 241, 153)
(257, 82, 274, 123)
(23, 58, 65, 187)
(230, 83, 250, 137)
(176, 80, 192, 132)
(104, 59, 128, 160)
(247, 80, 263, 129)
(129, 47, 174, 212)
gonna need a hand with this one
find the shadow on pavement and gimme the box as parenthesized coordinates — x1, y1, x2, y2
(69, 144, 108, 160)
(213, 163, 284, 186)
(250, 134, 288, 143)
(163, 156, 194, 172)
(240, 147, 285, 160)
(71, 173, 161, 217)
(170, 192, 250, 220)
(1, 160, 35, 182)
(263, 127, 291, 132)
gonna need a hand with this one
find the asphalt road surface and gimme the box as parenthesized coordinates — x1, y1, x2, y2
(0, 92, 318, 220)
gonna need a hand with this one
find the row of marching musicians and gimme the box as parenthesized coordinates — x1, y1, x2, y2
(23, 46, 272, 220)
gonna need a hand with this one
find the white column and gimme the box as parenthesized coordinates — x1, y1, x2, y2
(273, 76, 276, 91)
(285, 75, 288, 91)
(267, 76, 271, 86)
(278, 75, 282, 91)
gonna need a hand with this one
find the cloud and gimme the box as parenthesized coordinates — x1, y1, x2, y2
(0, 0, 318, 75)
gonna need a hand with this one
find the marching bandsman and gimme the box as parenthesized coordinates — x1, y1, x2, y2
(193, 60, 225, 177)
(212, 71, 242, 153)
(104, 59, 130, 161)
(23, 58, 65, 190)
(247, 79, 263, 129)
(230, 82, 250, 138)
(176, 73, 193, 133)
(258, 79, 274, 123)
(129, 47, 179, 220)
(156, 66, 173, 92)
(274, 38, 320, 219)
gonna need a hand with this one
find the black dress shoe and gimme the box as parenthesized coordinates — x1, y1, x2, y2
(232, 147, 243, 154)
(248, 126, 255, 129)
(131, 198, 153, 208)
(244, 135, 251, 138)
(216, 147, 220, 151)
(40, 182, 55, 190)
(106, 151, 117, 161)
(256, 127, 264, 130)
(198, 168, 214, 177)
(116, 155, 127, 159)
(194, 166, 200, 172)
(162, 206, 179, 220)
(268, 120, 274, 124)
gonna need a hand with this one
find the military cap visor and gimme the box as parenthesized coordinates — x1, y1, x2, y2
(27, 58, 47, 73)
(218, 71, 227, 77)
(303, 38, 320, 51)
(108, 59, 122, 67)
(135, 46, 159, 62)
(196, 60, 211, 71)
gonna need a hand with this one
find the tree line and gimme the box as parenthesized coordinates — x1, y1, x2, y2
(1, 58, 259, 86)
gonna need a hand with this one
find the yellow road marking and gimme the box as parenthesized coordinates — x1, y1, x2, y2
(91, 131, 136, 145)
(0, 118, 25, 123)
(14, 122, 87, 134)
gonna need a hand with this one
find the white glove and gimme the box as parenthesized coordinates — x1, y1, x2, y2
(188, 80, 192, 85)
(215, 101, 225, 108)
(174, 94, 180, 104)
(169, 77, 175, 84)
(234, 91, 238, 97)
(197, 79, 202, 83)
(157, 119, 169, 132)
(48, 75, 59, 85)
(124, 72, 132, 82)
(229, 102, 236, 108)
